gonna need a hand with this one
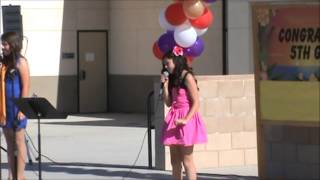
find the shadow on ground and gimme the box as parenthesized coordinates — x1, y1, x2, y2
(2, 162, 258, 180)
(42, 119, 147, 128)
(41, 113, 149, 128)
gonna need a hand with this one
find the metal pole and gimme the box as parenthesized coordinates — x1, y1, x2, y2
(37, 113, 42, 180)
(146, 91, 154, 169)
(222, 0, 228, 75)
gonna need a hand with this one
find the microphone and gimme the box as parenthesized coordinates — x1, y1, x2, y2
(159, 71, 169, 97)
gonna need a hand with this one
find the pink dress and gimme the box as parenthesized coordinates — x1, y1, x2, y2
(162, 87, 208, 146)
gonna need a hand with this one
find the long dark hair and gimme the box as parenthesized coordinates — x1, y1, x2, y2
(162, 51, 195, 94)
(1, 31, 22, 71)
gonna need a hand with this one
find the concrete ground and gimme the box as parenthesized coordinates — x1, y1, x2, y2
(0, 113, 258, 180)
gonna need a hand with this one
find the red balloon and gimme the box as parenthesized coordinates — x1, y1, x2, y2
(153, 41, 164, 60)
(190, 8, 214, 29)
(165, 2, 187, 26)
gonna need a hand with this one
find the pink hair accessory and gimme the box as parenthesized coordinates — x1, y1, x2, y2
(172, 46, 184, 56)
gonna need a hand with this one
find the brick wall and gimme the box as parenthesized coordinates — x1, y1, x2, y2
(154, 74, 257, 170)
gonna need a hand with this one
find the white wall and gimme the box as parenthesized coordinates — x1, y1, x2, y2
(228, 0, 253, 74)
(108, 0, 165, 75)
(1, 0, 109, 76)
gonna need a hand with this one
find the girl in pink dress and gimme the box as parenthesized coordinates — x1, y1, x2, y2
(160, 46, 208, 180)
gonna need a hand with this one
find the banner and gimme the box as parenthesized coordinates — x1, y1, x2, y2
(253, 3, 320, 124)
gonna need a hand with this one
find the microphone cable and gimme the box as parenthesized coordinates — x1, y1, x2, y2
(25, 131, 62, 166)
(122, 92, 164, 180)
(121, 129, 148, 180)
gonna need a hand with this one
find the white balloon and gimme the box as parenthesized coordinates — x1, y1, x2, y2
(174, 23, 197, 48)
(159, 9, 175, 31)
(195, 27, 208, 36)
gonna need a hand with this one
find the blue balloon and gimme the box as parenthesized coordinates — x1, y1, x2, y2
(158, 31, 176, 54)
(184, 37, 205, 57)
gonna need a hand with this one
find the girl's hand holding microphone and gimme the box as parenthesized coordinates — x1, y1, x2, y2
(159, 71, 169, 97)
(160, 71, 169, 85)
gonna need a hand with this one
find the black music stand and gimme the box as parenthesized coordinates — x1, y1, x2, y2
(13, 97, 67, 180)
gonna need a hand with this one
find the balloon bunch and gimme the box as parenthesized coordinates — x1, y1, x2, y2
(153, 0, 217, 61)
